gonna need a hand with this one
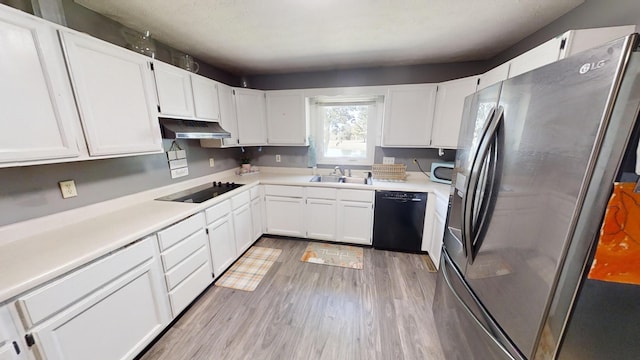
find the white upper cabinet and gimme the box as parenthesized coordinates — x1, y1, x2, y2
(508, 36, 565, 79)
(266, 90, 307, 145)
(477, 62, 510, 91)
(235, 88, 267, 145)
(0, 8, 80, 164)
(60, 31, 163, 156)
(218, 82, 239, 145)
(431, 76, 479, 149)
(382, 84, 437, 147)
(153, 61, 195, 118)
(509, 25, 636, 79)
(191, 75, 220, 121)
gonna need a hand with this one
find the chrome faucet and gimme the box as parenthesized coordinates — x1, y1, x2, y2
(334, 166, 345, 176)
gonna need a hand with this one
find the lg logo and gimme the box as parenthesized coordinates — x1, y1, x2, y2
(579, 60, 607, 74)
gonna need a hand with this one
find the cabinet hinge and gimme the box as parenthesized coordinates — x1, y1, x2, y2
(232, 89, 236, 95)
(560, 38, 567, 50)
(477, 78, 481, 85)
(150, 62, 155, 71)
(157, 105, 161, 113)
(205, 228, 209, 235)
(25, 334, 35, 347)
(12, 341, 20, 355)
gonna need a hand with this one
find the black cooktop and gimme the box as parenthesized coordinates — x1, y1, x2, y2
(156, 181, 244, 203)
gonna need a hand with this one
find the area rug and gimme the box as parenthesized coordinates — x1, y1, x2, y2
(301, 242, 363, 270)
(215, 246, 281, 291)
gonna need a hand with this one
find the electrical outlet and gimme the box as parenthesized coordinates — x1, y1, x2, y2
(209, 158, 215, 167)
(276, 154, 281, 163)
(59, 180, 78, 198)
(383, 157, 395, 164)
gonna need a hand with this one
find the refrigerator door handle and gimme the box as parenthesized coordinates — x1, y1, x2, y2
(464, 107, 503, 263)
(441, 252, 519, 360)
(461, 107, 496, 257)
(470, 108, 504, 261)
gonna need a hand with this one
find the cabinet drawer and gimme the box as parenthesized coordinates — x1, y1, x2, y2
(16, 236, 155, 327)
(164, 245, 210, 290)
(306, 187, 337, 199)
(205, 200, 231, 224)
(157, 213, 205, 251)
(264, 185, 303, 197)
(338, 189, 374, 202)
(231, 191, 250, 210)
(168, 263, 212, 316)
(250, 186, 260, 199)
(161, 229, 207, 271)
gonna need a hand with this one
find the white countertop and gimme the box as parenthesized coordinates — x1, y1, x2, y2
(0, 167, 450, 303)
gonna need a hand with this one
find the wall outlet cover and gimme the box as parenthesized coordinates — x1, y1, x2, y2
(276, 154, 281, 163)
(59, 180, 78, 198)
(209, 158, 215, 167)
(382, 157, 395, 164)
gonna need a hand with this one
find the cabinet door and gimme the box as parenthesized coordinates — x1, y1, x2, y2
(266, 90, 307, 145)
(191, 75, 220, 121)
(265, 196, 305, 237)
(0, 306, 27, 360)
(153, 61, 195, 118)
(251, 197, 263, 241)
(305, 198, 336, 241)
(235, 88, 267, 145)
(60, 31, 162, 156)
(337, 201, 373, 245)
(383, 84, 437, 147)
(217, 83, 239, 146)
(233, 204, 254, 255)
(207, 215, 237, 277)
(508, 36, 563, 79)
(477, 62, 510, 91)
(0, 9, 80, 163)
(32, 258, 169, 360)
(429, 212, 445, 270)
(431, 76, 479, 149)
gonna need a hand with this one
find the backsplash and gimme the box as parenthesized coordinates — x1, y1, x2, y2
(246, 146, 455, 172)
(0, 140, 242, 227)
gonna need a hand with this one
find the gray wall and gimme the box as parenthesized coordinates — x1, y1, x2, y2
(247, 61, 488, 90)
(490, 0, 640, 67)
(0, 141, 242, 226)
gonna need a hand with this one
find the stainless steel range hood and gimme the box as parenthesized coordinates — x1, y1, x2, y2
(160, 118, 231, 139)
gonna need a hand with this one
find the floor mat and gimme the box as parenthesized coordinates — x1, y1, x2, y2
(215, 246, 281, 291)
(301, 242, 363, 269)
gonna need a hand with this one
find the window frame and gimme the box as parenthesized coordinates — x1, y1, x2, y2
(311, 96, 381, 166)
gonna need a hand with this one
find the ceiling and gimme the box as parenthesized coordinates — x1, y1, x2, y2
(75, 0, 584, 75)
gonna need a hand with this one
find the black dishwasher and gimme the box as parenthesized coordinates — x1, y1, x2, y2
(373, 190, 427, 253)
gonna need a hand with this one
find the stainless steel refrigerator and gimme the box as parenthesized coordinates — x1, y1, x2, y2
(433, 33, 640, 359)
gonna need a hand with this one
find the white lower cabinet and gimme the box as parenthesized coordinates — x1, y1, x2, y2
(305, 198, 337, 241)
(0, 306, 28, 360)
(264, 186, 305, 237)
(337, 200, 373, 245)
(422, 193, 448, 269)
(336, 189, 374, 245)
(207, 215, 236, 277)
(233, 203, 253, 255)
(250, 186, 264, 241)
(155, 213, 212, 317)
(17, 237, 170, 360)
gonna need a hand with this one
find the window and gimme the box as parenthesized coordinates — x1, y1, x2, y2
(312, 96, 380, 165)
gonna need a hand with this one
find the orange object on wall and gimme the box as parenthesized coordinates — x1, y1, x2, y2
(588, 182, 640, 285)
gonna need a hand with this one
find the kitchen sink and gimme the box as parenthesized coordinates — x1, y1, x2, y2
(309, 175, 372, 185)
(309, 175, 341, 183)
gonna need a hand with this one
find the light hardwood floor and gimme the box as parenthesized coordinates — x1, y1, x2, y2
(139, 237, 444, 360)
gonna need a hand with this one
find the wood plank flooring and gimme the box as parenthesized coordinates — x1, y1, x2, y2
(139, 237, 444, 360)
